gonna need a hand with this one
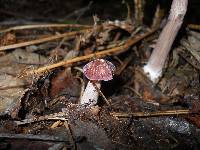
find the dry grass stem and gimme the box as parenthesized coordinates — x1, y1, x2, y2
(0, 29, 90, 51)
(111, 109, 190, 118)
(0, 23, 91, 34)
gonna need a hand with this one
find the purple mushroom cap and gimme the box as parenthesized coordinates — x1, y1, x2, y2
(83, 59, 116, 81)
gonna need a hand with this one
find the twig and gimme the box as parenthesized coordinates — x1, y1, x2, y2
(0, 29, 90, 51)
(123, 86, 142, 98)
(14, 112, 67, 125)
(25, 28, 158, 75)
(50, 120, 62, 128)
(151, 4, 165, 29)
(0, 24, 91, 34)
(92, 82, 110, 106)
(134, 0, 144, 26)
(63, 121, 77, 150)
(115, 53, 133, 75)
(188, 24, 200, 30)
(113, 56, 123, 65)
(111, 109, 191, 118)
(124, 1, 132, 22)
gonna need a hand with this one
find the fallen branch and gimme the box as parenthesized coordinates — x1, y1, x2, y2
(25, 28, 158, 76)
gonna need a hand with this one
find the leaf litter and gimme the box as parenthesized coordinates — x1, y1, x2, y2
(0, 2, 200, 150)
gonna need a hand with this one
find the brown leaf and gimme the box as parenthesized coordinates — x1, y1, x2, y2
(50, 68, 80, 98)
(1, 32, 16, 46)
(188, 116, 200, 128)
(134, 68, 169, 103)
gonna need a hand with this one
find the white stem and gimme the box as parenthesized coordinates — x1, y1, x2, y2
(80, 81, 101, 106)
(143, 0, 188, 83)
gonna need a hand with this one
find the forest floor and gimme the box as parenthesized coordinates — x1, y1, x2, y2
(0, 0, 200, 149)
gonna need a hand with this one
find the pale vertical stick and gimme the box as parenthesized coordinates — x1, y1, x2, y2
(143, 0, 188, 83)
(134, 0, 144, 25)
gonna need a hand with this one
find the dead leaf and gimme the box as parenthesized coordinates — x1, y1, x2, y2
(0, 74, 25, 117)
(0, 48, 48, 117)
(0, 32, 16, 46)
(50, 68, 80, 98)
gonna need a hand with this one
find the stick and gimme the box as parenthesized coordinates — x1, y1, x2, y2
(0, 24, 91, 34)
(0, 29, 90, 51)
(25, 28, 158, 75)
(110, 109, 190, 118)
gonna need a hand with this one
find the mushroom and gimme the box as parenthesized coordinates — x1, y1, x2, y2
(143, 0, 188, 83)
(80, 59, 115, 106)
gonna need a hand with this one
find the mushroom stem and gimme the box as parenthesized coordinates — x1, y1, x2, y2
(143, 0, 188, 83)
(80, 81, 101, 106)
